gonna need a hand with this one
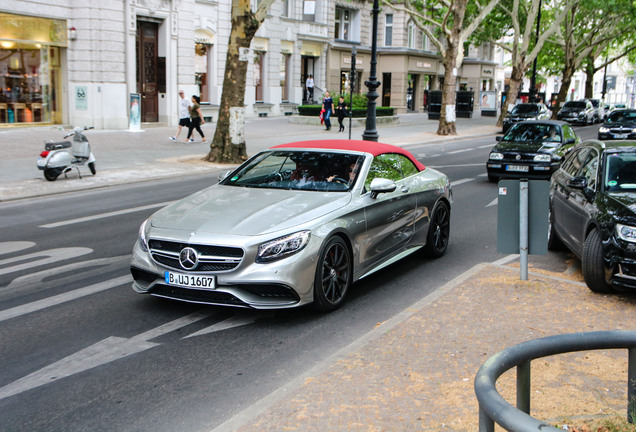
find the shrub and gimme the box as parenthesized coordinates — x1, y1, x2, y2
(297, 103, 394, 117)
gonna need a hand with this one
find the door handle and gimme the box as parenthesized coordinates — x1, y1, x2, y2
(401, 187, 409, 193)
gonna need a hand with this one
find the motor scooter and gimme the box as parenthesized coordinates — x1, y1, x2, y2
(37, 126, 96, 181)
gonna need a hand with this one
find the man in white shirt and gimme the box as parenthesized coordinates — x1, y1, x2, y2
(306, 75, 314, 102)
(170, 90, 192, 141)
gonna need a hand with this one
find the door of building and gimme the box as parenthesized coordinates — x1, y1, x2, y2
(137, 20, 159, 122)
(301, 56, 316, 103)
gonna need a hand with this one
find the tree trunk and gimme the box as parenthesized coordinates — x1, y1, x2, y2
(204, 0, 260, 163)
(496, 65, 524, 128)
(551, 64, 575, 119)
(437, 34, 463, 135)
(583, 58, 594, 99)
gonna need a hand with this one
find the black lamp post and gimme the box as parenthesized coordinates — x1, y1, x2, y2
(529, 0, 542, 103)
(362, 0, 380, 142)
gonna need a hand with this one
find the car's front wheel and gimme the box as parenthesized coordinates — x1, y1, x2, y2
(425, 201, 450, 258)
(312, 236, 351, 312)
(582, 229, 613, 293)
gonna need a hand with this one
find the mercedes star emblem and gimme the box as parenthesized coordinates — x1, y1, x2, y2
(179, 247, 199, 270)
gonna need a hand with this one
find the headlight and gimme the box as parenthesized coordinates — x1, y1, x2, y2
(616, 223, 636, 243)
(138, 218, 150, 252)
(490, 152, 504, 160)
(257, 230, 311, 263)
(599, 127, 609, 133)
(533, 154, 551, 162)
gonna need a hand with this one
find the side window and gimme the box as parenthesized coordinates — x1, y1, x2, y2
(580, 150, 599, 190)
(364, 153, 419, 189)
(561, 148, 588, 177)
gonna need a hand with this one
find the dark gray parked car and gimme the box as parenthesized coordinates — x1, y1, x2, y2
(502, 103, 552, 133)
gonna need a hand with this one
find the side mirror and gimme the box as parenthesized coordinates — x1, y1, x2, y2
(218, 170, 233, 182)
(564, 138, 576, 144)
(369, 178, 396, 199)
(567, 176, 587, 189)
(496, 136, 503, 142)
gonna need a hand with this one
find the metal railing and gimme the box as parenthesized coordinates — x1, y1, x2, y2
(474, 330, 636, 432)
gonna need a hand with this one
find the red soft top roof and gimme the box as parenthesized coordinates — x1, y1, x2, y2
(270, 140, 425, 171)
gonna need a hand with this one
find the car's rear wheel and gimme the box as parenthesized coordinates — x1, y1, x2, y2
(582, 229, 613, 293)
(425, 201, 450, 258)
(312, 236, 351, 312)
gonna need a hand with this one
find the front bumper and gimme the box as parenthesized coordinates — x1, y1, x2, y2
(605, 238, 636, 290)
(130, 234, 322, 309)
(487, 161, 558, 180)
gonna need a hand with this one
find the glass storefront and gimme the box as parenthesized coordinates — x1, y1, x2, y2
(0, 13, 66, 125)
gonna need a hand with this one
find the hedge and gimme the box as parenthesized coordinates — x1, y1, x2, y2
(298, 105, 395, 117)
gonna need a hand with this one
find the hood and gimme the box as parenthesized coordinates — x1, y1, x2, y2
(507, 112, 538, 120)
(604, 192, 636, 222)
(494, 140, 560, 154)
(560, 107, 585, 114)
(150, 185, 351, 236)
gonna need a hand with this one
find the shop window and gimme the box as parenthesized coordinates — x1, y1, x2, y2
(385, 14, 393, 46)
(280, 53, 290, 101)
(255, 51, 264, 102)
(340, 71, 362, 95)
(195, 43, 210, 103)
(0, 45, 56, 124)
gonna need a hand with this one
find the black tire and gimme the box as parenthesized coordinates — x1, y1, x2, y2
(582, 229, 613, 293)
(312, 237, 351, 312)
(43, 168, 61, 181)
(547, 206, 563, 251)
(424, 201, 450, 258)
(487, 173, 498, 183)
(88, 162, 96, 175)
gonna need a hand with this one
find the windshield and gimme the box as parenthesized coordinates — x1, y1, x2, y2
(589, 100, 600, 108)
(563, 101, 586, 109)
(503, 123, 562, 143)
(221, 150, 364, 192)
(510, 104, 539, 115)
(605, 152, 636, 191)
(606, 110, 636, 124)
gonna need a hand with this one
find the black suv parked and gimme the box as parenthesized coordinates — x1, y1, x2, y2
(502, 103, 552, 133)
(550, 140, 636, 292)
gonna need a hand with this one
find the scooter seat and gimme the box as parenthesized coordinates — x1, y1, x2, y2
(45, 141, 72, 151)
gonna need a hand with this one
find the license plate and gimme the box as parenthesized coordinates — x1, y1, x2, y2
(613, 134, 628, 139)
(164, 271, 216, 290)
(506, 165, 529, 172)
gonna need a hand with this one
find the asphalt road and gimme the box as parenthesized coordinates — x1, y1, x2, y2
(0, 124, 599, 432)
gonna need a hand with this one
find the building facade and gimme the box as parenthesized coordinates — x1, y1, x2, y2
(1, 0, 504, 129)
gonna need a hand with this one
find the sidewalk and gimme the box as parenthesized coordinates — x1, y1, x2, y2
(0, 113, 499, 201)
(217, 259, 635, 432)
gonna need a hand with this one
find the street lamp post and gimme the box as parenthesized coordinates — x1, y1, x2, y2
(362, 0, 380, 142)
(529, 0, 542, 103)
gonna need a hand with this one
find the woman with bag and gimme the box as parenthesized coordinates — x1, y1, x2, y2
(335, 96, 348, 132)
(186, 95, 206, 143)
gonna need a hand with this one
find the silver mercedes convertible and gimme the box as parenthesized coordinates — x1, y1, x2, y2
(130, 140, 452, 312)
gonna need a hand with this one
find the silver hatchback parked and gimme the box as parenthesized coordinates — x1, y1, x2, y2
(130, 140, 452, 312)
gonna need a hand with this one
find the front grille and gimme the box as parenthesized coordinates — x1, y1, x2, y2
(502, 153, 536, 162)
(148, 239, 244, 272)
(151, 284, 248, 306)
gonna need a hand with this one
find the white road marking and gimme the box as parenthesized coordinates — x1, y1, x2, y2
(478, 144, 495, 149)
(0, 274, 132, 323)
(428, 163, 484, 168)
(39, 201, 174, 228)
(0, 247, 92, 276)
(2, 255, 129, 292)
(0, 311, 210, 401)
(486, 198, 498, 207)
(185, 314, 267, 338)
(451, 178, 474, 186)
(0, 242, 35, 255)
(447, 148, 472, 154)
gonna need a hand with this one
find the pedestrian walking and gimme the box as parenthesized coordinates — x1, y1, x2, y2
(186, 95, 206, 143)
(335, 96, 348, 132)
(170, 90, 191, 141)
(306, 74, 314, 102)
(322, 91, 333, 131)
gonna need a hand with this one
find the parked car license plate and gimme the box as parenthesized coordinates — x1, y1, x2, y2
(165, 271, 216, 290)
(506, 165, 529, 172)
(613, 134, 628, 139)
